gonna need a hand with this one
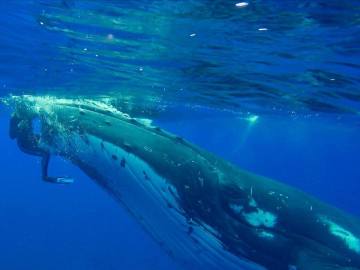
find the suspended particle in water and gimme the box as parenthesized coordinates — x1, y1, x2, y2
(107, 33, 114, 40)
(235, 2, 249, 8)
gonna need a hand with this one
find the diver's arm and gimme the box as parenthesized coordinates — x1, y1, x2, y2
(41, 154, 74, 184)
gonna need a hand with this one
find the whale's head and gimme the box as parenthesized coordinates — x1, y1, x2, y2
(5, 94, 166, 164)
(5, 95, 129, 157)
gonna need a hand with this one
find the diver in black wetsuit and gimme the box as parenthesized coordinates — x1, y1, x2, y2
(9, 113, 73, 184)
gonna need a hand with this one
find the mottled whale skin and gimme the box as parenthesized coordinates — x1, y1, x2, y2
(7, 96, 360, 270)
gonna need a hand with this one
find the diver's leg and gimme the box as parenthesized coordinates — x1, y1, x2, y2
(41, 153, 74, 184)
(41, 153, 50, 180)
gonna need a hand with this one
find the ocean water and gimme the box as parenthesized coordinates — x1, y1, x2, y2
(0, 1, 359, 270)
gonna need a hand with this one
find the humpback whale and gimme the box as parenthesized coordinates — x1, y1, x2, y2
(5, 95, 360, 270)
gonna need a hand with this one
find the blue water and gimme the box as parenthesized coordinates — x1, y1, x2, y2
(0, 1, 359, 270)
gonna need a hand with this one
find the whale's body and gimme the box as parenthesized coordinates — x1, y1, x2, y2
(7, 96, 360, 270)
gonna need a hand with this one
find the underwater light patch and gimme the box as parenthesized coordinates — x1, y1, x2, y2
(246, 115, 259, 124)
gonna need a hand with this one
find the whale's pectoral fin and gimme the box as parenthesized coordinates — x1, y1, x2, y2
(41, 153, 74, 184)
(295, 250, 356, 270)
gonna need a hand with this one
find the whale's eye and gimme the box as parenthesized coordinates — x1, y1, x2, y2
(32, 117, 42, 136)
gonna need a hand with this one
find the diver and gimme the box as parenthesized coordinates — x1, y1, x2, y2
(9, 112, 73, 184)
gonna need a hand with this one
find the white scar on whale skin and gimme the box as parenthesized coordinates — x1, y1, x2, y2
(320, 216, 360, 254)
(258, 231, 275, 240)
(243, 209, 277, 228)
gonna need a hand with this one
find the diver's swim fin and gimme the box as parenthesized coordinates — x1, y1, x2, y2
(44, 176, 74, 184)
(41, 154, 74, 184)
